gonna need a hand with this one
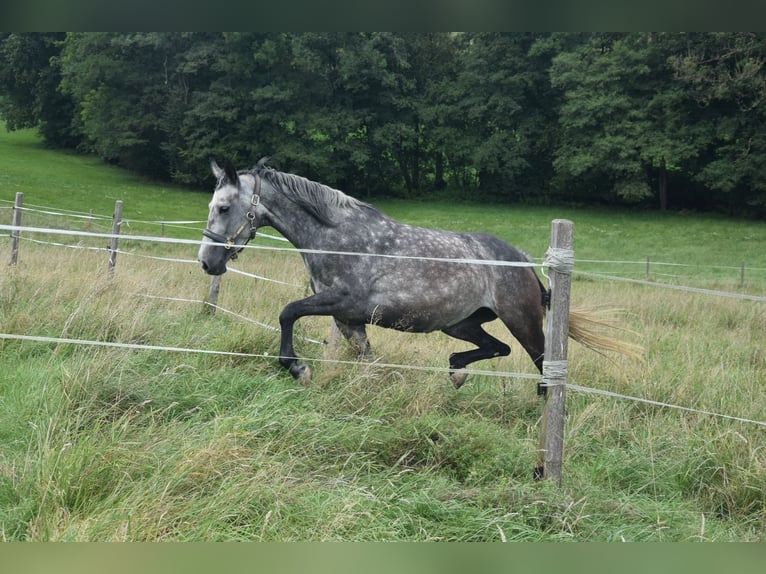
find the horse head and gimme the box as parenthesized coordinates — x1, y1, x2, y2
(198, 159, 262, 275)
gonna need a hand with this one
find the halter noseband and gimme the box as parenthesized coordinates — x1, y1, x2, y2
(202, 174, 261, 255)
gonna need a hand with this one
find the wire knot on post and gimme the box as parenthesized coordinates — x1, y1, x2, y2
(541, 359, 568, 388)
(543, 247, 575, 275)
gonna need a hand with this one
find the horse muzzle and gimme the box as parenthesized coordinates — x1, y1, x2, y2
(199, 257, 227, 276)
(198, 235, 234, 275)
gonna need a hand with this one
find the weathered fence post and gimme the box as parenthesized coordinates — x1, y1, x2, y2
(204, 275, 222, 314)
(8, 192, 23, 266)
(536, 219, 574, 485)
(646, 256, 651, 279)
(107, 200, 123, 276)
(740, 261, 746, 287)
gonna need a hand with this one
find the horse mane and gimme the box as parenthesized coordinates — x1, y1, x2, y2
(252, 158, 369, 226)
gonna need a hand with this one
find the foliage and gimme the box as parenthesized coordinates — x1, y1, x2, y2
(2, 33, 766, 216)
(669, 33, 766, 206)
(550, 33, 766, 213)
(0, 32, 79, 148)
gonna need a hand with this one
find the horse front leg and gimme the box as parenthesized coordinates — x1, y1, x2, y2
(278, 292, 343, 382)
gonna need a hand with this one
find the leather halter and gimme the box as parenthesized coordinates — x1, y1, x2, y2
(202, 174, 261, 254)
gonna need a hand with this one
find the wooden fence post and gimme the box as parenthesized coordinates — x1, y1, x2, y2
(107, 200, 123, 276)
(536, 219, 574, 485)
(204, 275, 222, 314)
(740, 261, 746, 287)
(8, 192, 23, 266)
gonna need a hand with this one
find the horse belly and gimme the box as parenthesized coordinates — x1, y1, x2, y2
(366, 276, 491, 333)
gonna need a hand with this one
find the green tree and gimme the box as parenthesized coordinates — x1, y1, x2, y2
(551, 33, 700, 209)
(59, 32, 202, 179)
(0, 32, 79, 147)
(447, 33, 555, 201)
(337, 32, 440, 197)
(174, 32, 425, 195)
(169, 32, 267, 184)
(550, 32, 766, 215)
(669, 32, 766, 213)
(242, 32, 461, 198)
(2, 32, 764, 215)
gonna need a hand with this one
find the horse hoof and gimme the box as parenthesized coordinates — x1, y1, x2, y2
(450, 369, 468, 389)
(290, 364, 312, 384)
(298, 366, 312, 385)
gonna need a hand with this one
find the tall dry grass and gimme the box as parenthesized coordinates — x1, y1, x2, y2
(1, 239, 764, 541)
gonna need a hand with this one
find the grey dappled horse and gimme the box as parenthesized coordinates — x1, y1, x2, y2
(198, 159, 584, 387)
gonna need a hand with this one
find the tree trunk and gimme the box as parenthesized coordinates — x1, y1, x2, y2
(398, 147, 413, 195)
(658, 159, 668, 211)
(412, 122, 421, 194)
(434, 152, 446, 190)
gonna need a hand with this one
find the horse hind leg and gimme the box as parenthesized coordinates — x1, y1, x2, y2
(442, 312, 511, 389)
(497, 307, 546, 393)
(331, 318, 372, 358)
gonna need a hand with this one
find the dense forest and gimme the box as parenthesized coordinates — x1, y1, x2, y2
(1, 32, 766, 216)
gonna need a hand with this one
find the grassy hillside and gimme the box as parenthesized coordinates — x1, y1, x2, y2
(0, 128, 209, 232)
(1, 128, 764, 541)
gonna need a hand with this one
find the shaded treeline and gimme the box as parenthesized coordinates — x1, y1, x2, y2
(1, 32, 765, 215)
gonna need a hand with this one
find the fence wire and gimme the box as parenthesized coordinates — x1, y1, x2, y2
(2, 201, 765, 430)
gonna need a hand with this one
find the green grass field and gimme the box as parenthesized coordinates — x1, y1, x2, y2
(1, 128, 764, 540)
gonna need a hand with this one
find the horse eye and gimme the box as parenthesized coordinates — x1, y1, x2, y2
(219, 205, 230, 214)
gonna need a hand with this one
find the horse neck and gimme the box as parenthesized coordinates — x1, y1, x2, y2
(260, 181, 331, 250)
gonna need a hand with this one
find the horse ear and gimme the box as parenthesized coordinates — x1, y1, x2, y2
(210, 159, 224, 180)
(256, 156, 271, 170)
(223, 158, 239, 186)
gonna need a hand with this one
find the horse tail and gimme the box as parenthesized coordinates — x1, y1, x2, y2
(534, 272, 643, 360)
(568, 308, 644, 360)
